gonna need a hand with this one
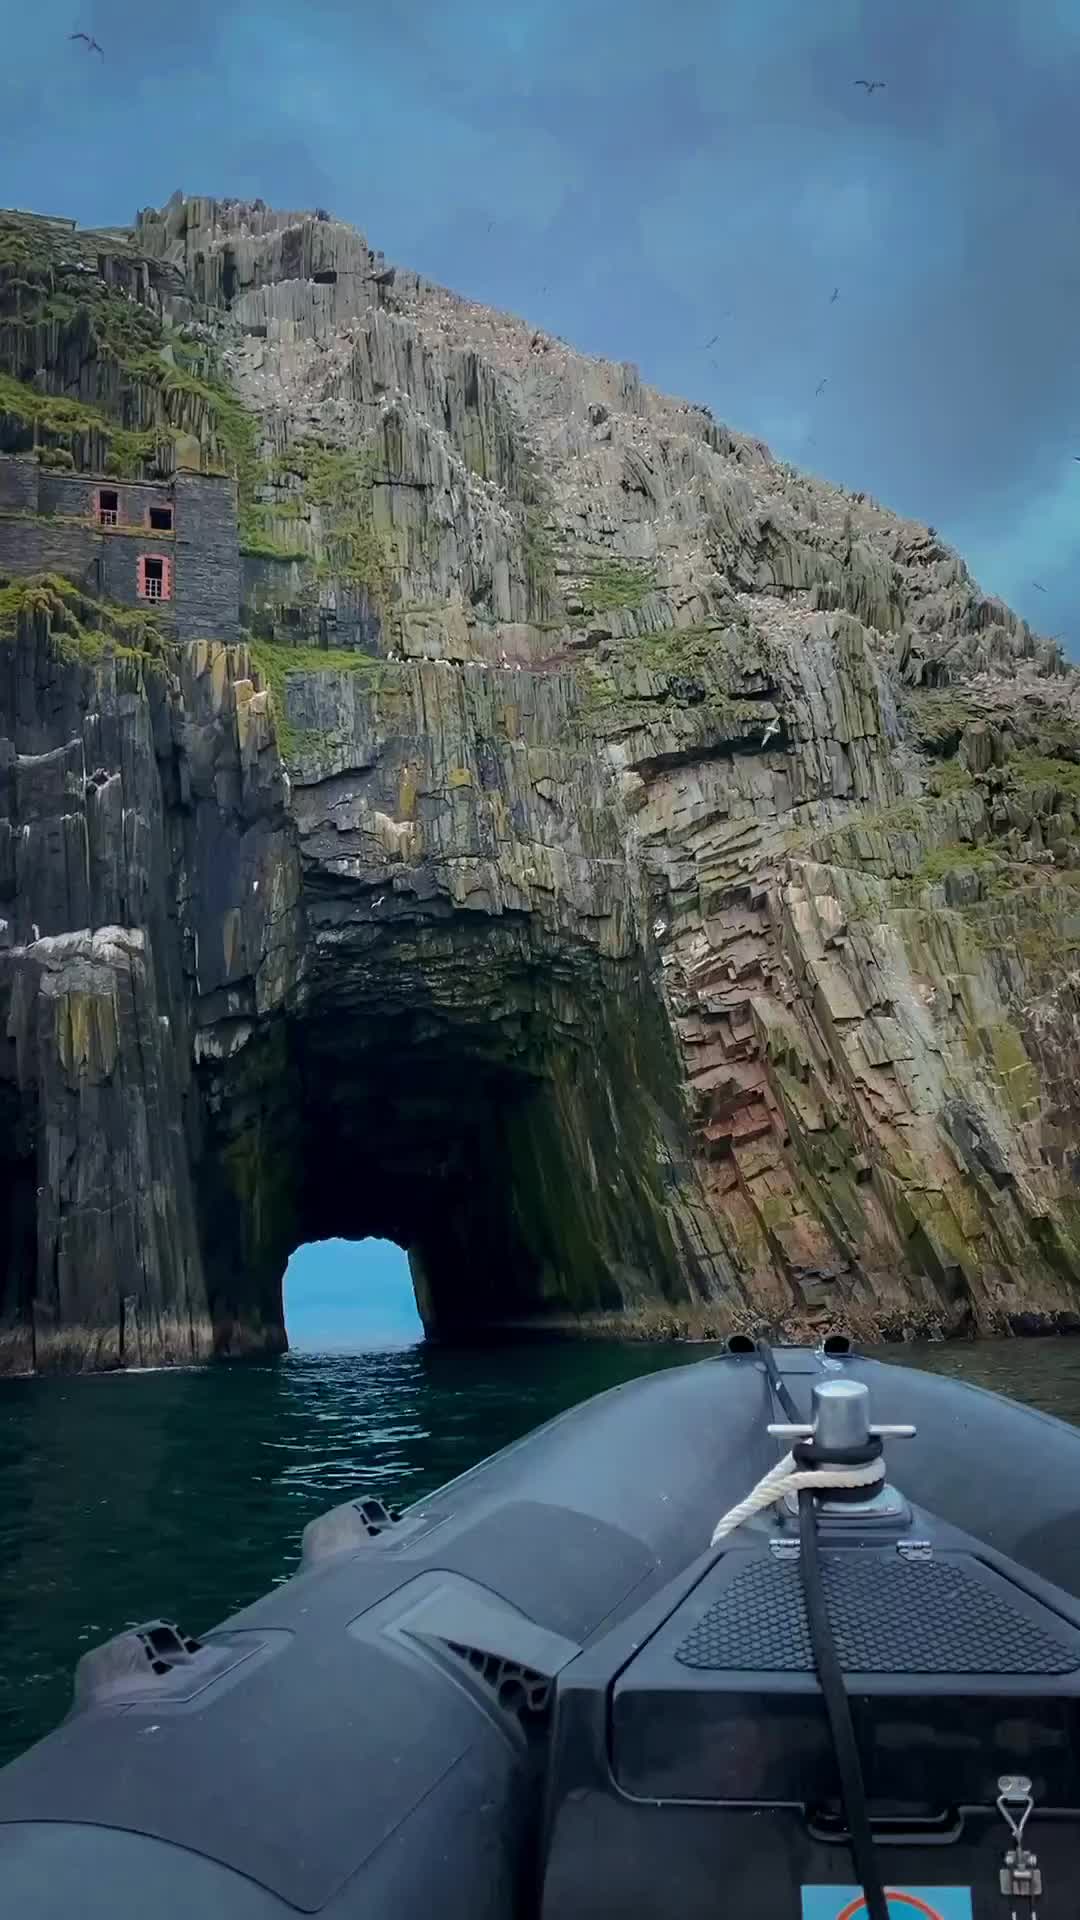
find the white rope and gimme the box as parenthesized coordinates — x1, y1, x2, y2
(710, 1452, 885, 1545)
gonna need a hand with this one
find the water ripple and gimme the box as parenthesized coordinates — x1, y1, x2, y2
(2, 1337, 1077, 1766)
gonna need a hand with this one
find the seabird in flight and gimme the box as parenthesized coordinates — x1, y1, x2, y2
(70, 31, 104, 55)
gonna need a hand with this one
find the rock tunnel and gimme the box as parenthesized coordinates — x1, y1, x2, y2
(197, 910, 716, 1355)
(174, 648, 743, 1361)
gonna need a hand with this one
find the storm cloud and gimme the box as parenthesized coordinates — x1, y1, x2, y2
(5, 0, 1079, 647)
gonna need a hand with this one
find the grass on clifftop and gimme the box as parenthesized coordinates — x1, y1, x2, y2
(0, 210, 131, 278)
(571, 554, 657, 617)
(1010, 752, 1080, 801)
(890, 841, 1013, 906)
(0, 374, 167, 480)
(0, 211, 262, 493)
(248, 636, 385, 760)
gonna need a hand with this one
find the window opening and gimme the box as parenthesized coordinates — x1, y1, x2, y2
(97, 488, 119, 528)
(138, 555, 171, 602)
(148, 505, 173, 532)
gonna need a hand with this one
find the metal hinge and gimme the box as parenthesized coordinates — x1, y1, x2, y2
(897, 1539, 933, 1562)
(770, 1538, 800, 1560)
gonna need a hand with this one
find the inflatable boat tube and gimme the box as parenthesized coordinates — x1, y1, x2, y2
(2, 1342, 1080, 1917)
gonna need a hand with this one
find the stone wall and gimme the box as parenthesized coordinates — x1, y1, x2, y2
(0, 456, 240, 639)
(36, 470, 173, 527)
(0, 459, 41, 514)
(0, 515, 110, 601)
(174, 472, 240, 640)
(0, 517, 170, 611)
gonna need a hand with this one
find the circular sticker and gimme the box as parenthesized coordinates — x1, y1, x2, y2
(838, 1897, 951, 1920)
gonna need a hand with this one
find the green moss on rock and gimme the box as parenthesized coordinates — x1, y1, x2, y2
(0, 217, 265, 497)
(520, 506, 559, 610)
(248, 636, 384, 760)
(0, 571, 168, 663)
(571, 553, 657, 616)
(892, 841, 1011, 904)
(1009, 753, 1080, 802)
(0, 371, 116, 445)
(266, 440, 391, 607)
(903, 689, 974, 757)
(928, 758, 975, 797)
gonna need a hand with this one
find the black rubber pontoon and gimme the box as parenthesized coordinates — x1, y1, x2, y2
(2, 1343, 1080, 1917)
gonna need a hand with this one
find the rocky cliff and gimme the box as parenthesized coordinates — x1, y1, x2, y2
(3, 193, 1080, 1370)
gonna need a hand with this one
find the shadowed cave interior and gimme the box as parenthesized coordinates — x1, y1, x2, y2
(197, 932, 699, 1358)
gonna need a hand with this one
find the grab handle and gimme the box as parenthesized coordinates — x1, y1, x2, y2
(806, 1806, 964, 1847)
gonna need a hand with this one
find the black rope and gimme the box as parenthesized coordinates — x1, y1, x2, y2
(755, 1337, 800, 1423)
(751, 1339, 887, 1911)
(797, 1489, 890, 1920)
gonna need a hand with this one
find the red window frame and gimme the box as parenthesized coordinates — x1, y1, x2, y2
(137, 554, 173, 602)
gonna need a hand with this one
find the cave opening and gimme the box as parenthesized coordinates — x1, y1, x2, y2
(202, 1016, 565, 1354)
(282, 1237, 423, 1352)
(196, 930, 701, 1359)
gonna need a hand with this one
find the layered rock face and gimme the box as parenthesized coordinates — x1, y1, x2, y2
(3, 193, 1080, 1369)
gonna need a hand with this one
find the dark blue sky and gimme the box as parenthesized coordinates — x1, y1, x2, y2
(283, 1240, 422, 1350)
(4, 0, 1080, 650)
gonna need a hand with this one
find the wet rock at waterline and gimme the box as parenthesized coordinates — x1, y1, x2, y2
(3, 195, 1080, 1370)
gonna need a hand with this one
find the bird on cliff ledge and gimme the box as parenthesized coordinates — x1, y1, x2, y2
(70, 31, 104, 55)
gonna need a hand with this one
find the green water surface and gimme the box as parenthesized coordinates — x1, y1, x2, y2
(2, 1336, 1078, 1766)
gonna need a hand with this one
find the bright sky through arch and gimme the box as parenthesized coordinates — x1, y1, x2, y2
(283, 1239, 423, 1351)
